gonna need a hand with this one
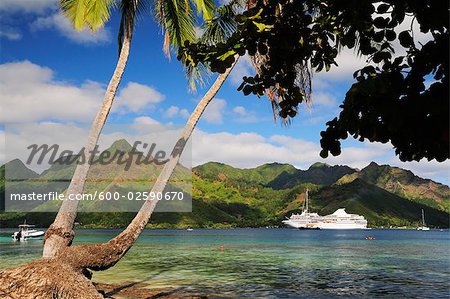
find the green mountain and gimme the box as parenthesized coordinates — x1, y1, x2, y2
(267, 163, 356, 189)
(310, 179, 449, 227)
(193, 162, 297, 186)
(1, 148, 449, 229)
(337, 162, 450, 212)
(0, 159, 39, 180)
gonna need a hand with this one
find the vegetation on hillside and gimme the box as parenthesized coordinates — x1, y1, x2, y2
(1, 158, 449, 229)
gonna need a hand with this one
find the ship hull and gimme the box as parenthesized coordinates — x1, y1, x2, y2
(317, 223, 367, 230)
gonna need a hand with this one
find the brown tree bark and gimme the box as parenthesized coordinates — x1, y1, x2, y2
(42, 8, 136, 259)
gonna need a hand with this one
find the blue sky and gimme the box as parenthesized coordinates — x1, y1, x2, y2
(0, 0, 448, 184)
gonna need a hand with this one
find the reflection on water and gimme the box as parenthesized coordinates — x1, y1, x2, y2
(1, 229, 449, 298)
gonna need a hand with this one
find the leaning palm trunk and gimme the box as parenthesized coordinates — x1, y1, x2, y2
(0, 60, 237, 298)
(42, 11, 136, 259)
(59, 58, 238, 270)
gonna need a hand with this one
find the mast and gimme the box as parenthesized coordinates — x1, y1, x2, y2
(305, 189, 309, 213)
(422, 209, 426, 226)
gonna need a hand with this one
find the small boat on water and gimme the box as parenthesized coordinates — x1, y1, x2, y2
(11, 221, 45, 241)
(283, 190, 368, 229)
(417, 209, 430, 231)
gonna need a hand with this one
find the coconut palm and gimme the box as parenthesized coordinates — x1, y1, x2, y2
(43, 0, 216, 258)
(52, 0, 247, 270)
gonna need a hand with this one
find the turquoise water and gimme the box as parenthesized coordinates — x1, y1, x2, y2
(1, 228, 449, 298)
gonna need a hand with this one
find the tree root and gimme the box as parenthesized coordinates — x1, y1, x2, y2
(0, 259, 102, 299)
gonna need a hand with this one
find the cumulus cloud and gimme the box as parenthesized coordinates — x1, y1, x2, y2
(163, 106, 190, 119)
(231, 105, 263, 123)
(233, 106, 247, 116)
(0, 29, 22, 40)
(180, 109, 190, 118)
(31, 13, 111, 45)
(0, 60, 105, 123)
(191, 129, 449, 184)
(0, 61, 165, 123)
(315, 48, 367, 82)
(133, 116, 161, 125)
(191, 130, 370, 169)
(116, 82, 165, 113)
(229, 55, 253, 86)
(0, 0, 57, 13)
(311, 92, 337, 107)
(202, 98, 226, 124)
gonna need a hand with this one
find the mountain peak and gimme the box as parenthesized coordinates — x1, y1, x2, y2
(105, 139, 133, 153)
(2, 159, 39, 179)
(309, 162, 330, 169)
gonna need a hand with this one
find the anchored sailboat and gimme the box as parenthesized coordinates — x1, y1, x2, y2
(417, 209, 430, 231)
(282, 189, 321, 229)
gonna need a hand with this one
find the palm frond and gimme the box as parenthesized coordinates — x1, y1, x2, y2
(85, 0, 116, 31)
(190, 0, 215, 20)
(60, 0, 91, 31)
(201, 0, 244, 45)
(183, 0, 245, 90)
(154, 0, 196, 55)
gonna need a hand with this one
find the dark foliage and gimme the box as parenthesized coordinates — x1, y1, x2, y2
(178, 0, 449, 162)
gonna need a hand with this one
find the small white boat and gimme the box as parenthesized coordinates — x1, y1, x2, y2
(417, 209, 430, 231)
(11, 222, 45, 241)
(186, 228, 194, 231)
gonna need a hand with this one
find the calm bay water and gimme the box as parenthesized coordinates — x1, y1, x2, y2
(1, 228, 449, 298)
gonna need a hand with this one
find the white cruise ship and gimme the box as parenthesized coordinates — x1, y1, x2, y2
(317, 208, 368, 229)
(282, 190, 368, 229)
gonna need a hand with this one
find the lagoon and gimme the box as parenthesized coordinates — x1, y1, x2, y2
(1, 228, 449, 298)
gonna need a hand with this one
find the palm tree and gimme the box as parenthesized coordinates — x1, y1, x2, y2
(43, 0, 216, 258)
(48, 60, 238, 275)
(50, 0, 247, 270)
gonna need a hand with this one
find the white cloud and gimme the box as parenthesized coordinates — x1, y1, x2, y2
(0, 29, 22, 40)
(180, 109, 190, 118)
(229, 55, 253, 86)
(134, 116, 161, 125)
(31, 13, 111, 45)
(0, 0, 57, 13)
(116, 82, 165, 113)
(311, 92, 337, 107)
(191, 129, 449, 184)
(165, 106, 179, 118)
(163, 106, 190, 119)
(202, 98, 226, 124)
(316, 48, 367, 82)
(0, 61, 105, 123)
(390, 160, 450, 185)
(233, 106, 247, 116)
(191, 130, 385, 169)
(0, 62, 164, 124)
(231, 105, 264, 123)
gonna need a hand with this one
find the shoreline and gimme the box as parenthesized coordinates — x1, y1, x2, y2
(94, 283, 207, 299)
(0, 226, 449, 231)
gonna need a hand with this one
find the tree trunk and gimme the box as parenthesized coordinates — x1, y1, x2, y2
(65, 58, 239, 271)
(104, 58, 237, 262)
(0, 59, 238, 298)
(42, 12, 136, 259)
